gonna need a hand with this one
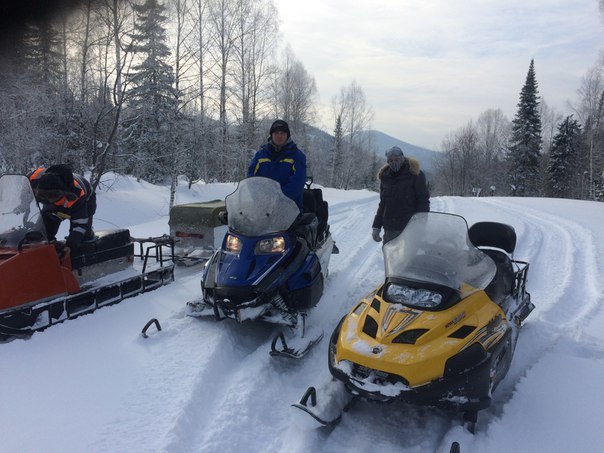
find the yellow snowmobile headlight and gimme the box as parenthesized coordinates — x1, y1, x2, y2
(225, 234, 242, 253)
(254, 236, 285, 254)
(385, 283, 442, 309)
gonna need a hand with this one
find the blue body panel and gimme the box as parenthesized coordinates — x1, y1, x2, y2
(213, 232, 318, 293)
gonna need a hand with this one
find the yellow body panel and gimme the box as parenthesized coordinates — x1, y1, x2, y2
(335, 284, 509, 387)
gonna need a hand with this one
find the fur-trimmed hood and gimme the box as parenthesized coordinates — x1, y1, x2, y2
(378, 157, 421, 180)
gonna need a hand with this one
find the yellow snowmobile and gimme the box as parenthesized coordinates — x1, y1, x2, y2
(294, 212, 534, 432)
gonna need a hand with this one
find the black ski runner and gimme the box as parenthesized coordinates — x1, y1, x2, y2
(270, 326, 324, 359)
(291, 379, 357, 427)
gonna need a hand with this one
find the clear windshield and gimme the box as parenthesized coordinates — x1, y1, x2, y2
(0, 174, 46, 248)
(383, 212, 496, 295)
(226, 177, 300, 236)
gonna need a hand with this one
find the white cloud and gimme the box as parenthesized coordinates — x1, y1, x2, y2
(274, 0, 604, 149)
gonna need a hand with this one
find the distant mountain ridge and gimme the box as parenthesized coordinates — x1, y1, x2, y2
(302, 125, 440, 177)
(357, 130, 440, 174)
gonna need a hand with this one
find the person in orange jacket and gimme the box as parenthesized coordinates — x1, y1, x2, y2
(29, 164, 97, 250)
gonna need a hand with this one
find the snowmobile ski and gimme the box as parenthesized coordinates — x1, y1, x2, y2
(270, 326, 324, 359)
(291, 380, 357, 427)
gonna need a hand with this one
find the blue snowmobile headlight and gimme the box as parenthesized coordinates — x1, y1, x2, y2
(225, 234, 242, 253)
(254, 236, 286, 254)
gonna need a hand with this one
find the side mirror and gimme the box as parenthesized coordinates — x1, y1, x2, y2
(17, 230, 45, 251)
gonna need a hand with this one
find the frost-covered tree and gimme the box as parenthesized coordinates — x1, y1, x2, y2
(123, 0, 179, 183)
(573, 62, 604, 200)
(0, 18, 71, 170)
(545, 115, 582, 198)
(329, 81, 374, 189)
(435, 123, 480, 196)
(506, 59, 543, 196)
(475, 109, 511, 193)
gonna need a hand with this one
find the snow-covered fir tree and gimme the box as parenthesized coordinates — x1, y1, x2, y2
(506, 59, 543, 196)
(545, 115, 582, 198)
(123, 0, 179, 184)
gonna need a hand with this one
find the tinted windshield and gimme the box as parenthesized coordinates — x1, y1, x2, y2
(0, 174, 46, 247)
(226, 177, 300, 236)
(383, 212, 496, 296)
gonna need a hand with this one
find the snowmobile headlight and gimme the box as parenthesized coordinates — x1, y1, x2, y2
(254, 236, 285, 254)
(385, 284, 442, 309)
(225, 234, 242, 253)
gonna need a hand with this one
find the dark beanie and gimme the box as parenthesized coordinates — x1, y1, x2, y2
(269, 120, 290, 138)
(39, 165, 74, 191)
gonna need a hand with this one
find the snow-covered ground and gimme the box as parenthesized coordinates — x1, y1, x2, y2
(2, 174, 604, 453)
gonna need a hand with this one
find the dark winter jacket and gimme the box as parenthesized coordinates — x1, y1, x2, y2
(372, 157, 430, 231)
(29, 167, 97, 247)
(247, 138, 307, 211)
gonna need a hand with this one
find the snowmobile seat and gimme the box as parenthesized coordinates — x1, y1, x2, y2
(303, 188, 329, 242)
(303, 190, 317, 214)
(468, 221, 516, 254)
(290, 213, 319, 249)
(70, 229, 134, 270)
(482, 248, 515, 306)
(468, 222, 516, 305)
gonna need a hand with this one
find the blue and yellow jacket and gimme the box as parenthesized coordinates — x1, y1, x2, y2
(247, 139, 306, 210)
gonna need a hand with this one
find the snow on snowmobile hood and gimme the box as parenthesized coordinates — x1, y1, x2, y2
(383, 212, 496, 295)
(226, 177, 300, 237)
(0, 174, 46, 247)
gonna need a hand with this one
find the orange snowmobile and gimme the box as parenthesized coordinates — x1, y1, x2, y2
(0, 174, 174, 341)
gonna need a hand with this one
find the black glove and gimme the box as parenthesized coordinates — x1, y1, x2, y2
(372, 228, 382, 242)
(218, 210, 228, 225)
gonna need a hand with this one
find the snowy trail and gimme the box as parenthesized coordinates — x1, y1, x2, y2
(3, 186, 604, 453)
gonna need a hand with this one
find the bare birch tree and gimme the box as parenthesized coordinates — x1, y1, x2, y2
(330, 81, 374, 189)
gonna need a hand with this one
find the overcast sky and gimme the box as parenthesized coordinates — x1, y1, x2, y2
(273, 0, 604, 151)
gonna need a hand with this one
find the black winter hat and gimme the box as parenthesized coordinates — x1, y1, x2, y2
(269, 120, 290, 138)
(38, 164, 74, 191)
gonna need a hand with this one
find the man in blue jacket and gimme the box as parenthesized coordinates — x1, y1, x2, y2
(248, 120, 306, 211)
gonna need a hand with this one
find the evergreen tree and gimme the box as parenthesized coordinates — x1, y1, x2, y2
(545, 115, 582, 198)
(506, 59, 543, 196)
(330, 114, 343, 187)
(123, 0, 179, 183)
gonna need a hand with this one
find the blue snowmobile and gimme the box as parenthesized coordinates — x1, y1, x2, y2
(186, 177, 337, 358)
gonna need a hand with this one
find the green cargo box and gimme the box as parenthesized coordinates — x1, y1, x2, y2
(168, 199, 226, 228)
(169, 200, 227, 264)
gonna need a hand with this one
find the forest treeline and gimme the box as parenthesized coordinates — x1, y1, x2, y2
(0, 0, 602, 202)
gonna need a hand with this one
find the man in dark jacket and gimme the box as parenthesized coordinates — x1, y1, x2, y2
(29, 164, 97, 250)
(372, 146, 430, 243)
(247, 120, 306, 211)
